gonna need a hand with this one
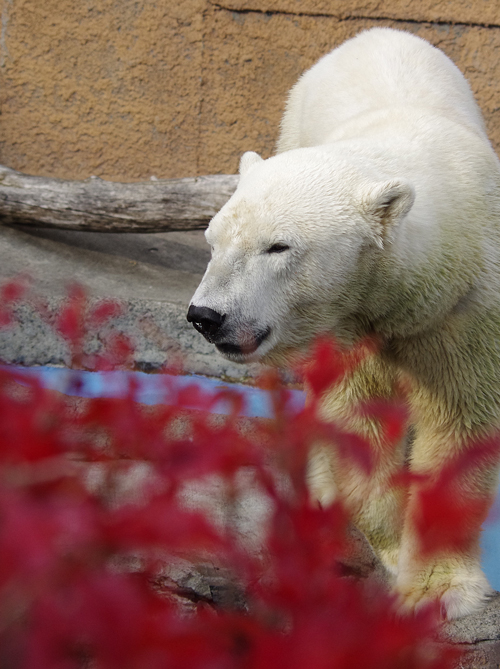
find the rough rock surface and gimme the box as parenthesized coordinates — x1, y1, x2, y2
(0, 224, 258, 380)
(444, 595, 500, 668)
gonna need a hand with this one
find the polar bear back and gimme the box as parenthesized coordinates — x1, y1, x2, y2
(277, 28, 488, 153)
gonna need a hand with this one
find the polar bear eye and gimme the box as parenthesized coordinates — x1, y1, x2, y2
(266, 243, 290, 254)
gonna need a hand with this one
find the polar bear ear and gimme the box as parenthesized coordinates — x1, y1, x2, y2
(239, 151, 264, 177)
(363, 179, 415, 249)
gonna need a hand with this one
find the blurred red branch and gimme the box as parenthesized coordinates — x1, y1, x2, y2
(0, 279, 460, 668)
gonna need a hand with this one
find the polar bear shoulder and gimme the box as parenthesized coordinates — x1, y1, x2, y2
(277, 27, 488, 152)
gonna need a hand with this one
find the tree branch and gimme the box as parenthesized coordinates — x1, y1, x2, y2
(0, 165, 239, 232)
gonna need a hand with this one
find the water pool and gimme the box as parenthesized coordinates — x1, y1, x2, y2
(11, 365, 500, 591)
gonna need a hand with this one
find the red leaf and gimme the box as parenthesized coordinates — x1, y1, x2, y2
(88, 299, 123, 327)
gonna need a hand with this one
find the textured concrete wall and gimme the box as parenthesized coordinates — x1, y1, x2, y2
(0, 1, 499, 181)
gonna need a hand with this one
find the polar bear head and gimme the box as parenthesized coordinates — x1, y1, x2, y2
(187, 149, 414, 364)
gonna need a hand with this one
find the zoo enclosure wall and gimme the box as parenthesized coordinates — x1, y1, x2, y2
(0, 0, 499, 182)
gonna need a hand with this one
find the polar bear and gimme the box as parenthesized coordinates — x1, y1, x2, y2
(187, 28, 500, 619)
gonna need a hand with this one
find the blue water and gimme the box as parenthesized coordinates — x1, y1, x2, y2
(9, 365, 500, 591)
(11, 365, 305, 418)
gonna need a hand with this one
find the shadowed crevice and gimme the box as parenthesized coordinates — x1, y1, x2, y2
(209, 2, 500, 31)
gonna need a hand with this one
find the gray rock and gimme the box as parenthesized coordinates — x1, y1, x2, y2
(0, 225, 260, 380)
(443, 594, 500, 668)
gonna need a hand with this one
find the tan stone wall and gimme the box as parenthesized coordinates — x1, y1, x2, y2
(1, 0, 500, 181)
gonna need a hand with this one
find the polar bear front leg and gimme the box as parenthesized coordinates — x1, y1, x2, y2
(396, 428, 494, 620)
(308, 353, 407, 573)
(307, 444, 338, 508)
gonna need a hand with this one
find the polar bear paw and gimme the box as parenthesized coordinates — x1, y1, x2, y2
(396, 561, 492, 620)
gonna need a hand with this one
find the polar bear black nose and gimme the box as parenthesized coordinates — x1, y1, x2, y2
(187, 305, 225, 338)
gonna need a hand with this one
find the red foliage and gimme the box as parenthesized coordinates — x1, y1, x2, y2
(412, 437, 499, 556)
(300, 336, 376, 399)
(0, 284, 461, 668)
(0, 275, 30, 327)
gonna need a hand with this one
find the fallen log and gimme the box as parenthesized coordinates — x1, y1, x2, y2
(0, 165, 238, 232)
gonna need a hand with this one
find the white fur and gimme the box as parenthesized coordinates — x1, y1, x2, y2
(189, 28, 500, 619)
(277, 27, 488, 152)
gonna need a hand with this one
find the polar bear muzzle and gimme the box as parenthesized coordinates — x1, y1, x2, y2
(215, 326, 271, 357)
(187, 304, 271, 359)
